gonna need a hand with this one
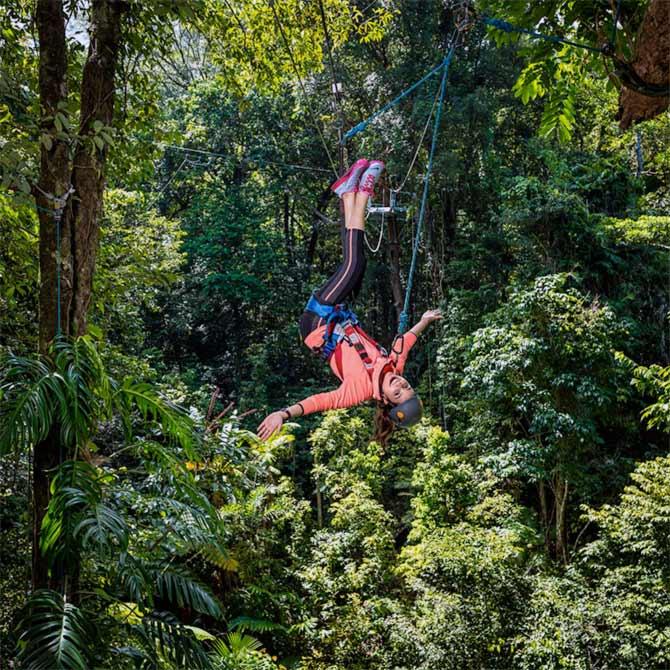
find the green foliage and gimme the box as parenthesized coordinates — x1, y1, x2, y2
(211, 632, 281, 670)
(94, 189, 186, 352)
(2, 1, 670, 667)
(17, 590, 94, 670)
(0, 336, 196, 458)
(479, 0, 648, 141)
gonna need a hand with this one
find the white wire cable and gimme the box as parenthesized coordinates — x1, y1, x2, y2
(389, 80, 442, 194)
(364, 209, 385, 253)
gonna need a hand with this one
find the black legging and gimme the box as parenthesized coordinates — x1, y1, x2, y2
(299, 227, 366, 340)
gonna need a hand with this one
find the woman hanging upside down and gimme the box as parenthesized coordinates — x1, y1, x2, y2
(257, 158, 442, 444)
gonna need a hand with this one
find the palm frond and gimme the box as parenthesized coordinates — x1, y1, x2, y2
(131, 611, 211, 669)
(53, 337, 111, 450)
(17, 589, 93, 670)
(74, 502, 129, 552)
(115, 553, 153, 609)
(0, 354, 63, 456)
(211, 632, 264, 658)
(41, 460, 128, 562)
(228, 615, 287, 634)
(0, 337, 113, 457)
(40, 460, 102, 563)
(115, 378, 197, 456)
(153, 565, 222, 619)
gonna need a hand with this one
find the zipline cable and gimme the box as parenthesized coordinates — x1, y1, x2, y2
(390, 77, 442, 194)
(155, 143, 333, 174)
(344, 53, 456, 142)
(481, 16, 604, 54)
(398, 32, 458, 334)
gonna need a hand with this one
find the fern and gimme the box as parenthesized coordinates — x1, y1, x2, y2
(17, 589, 93, 670)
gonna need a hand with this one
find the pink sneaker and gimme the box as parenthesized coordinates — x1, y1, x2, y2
(358, 160, 385, 196)
(330, 158, 369, 198)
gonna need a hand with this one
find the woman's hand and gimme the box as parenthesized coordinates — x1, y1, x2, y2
(257, 411, 285, 441)
(421, 308, 443, 324)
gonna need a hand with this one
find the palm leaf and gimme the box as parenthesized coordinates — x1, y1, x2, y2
(115, 553, 154, 609)
(228, 615, 287, 634)
(74, 502, 129, 552)
(130, 611, 211, 669)
(153, 565, 222, 619)
(0, 354, 63, 455)
(41, 460, 128, 562)
(40, 460, 102, 562)
(54, 337, 109, 449)
(211, 632, 264, 658)
(17, 589, 93, 670)
(115, 378, 196, 456)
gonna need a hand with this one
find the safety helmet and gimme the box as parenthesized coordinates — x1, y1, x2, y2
(388, 395, 423, 428)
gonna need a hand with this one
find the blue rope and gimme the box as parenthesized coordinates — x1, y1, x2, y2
(398, 41, 455, 335)
(54, 210, 62, 337)
(482, 16, 604, 54)
(343, 53, 454, 142)
(36, 195, 70, 338)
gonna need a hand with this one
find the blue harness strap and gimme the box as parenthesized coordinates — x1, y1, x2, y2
(305, 293, 359, 361)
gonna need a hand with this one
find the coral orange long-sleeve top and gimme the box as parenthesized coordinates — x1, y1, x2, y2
(299, 325, 418, 416)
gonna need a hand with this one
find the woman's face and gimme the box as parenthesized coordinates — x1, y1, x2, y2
(382, 372, 414, 405)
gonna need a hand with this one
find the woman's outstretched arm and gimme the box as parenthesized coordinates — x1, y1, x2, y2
(257, 403, 305, 441)
(257, 379, 368, 440)
(409, 308, 443, 337)
(392, 309, 443, 372)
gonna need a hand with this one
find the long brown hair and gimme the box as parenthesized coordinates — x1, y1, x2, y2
(373, 401, 395, 447)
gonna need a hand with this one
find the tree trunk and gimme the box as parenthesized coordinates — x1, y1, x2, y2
(617, 0, 669, 129)
(554, 473, 569, 564)
(386, 214, 403, 324)
(69, 0, 124, 336)
(283, 191, 293, 263)
(538, 479, 550, 551)
(36, 0, 71, 352)
(32, 0, 125, 592)
(306, 187, 332, 277)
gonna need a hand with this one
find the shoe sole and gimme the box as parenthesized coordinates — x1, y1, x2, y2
(358, 161, 385, 194)
(330, 158, 369, 193)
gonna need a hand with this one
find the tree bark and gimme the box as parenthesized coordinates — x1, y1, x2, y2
(554, 473, 569, 564)
(386, 214, 403, 324)
(617, 0, 669, 129)
(36, 0, 71, 352)
(69, 0, 124, 336)
(306, 187, 332, 277)
(32, 0, 125, 592)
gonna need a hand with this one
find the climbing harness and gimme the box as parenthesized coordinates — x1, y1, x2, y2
(304, 293, 386, 374)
